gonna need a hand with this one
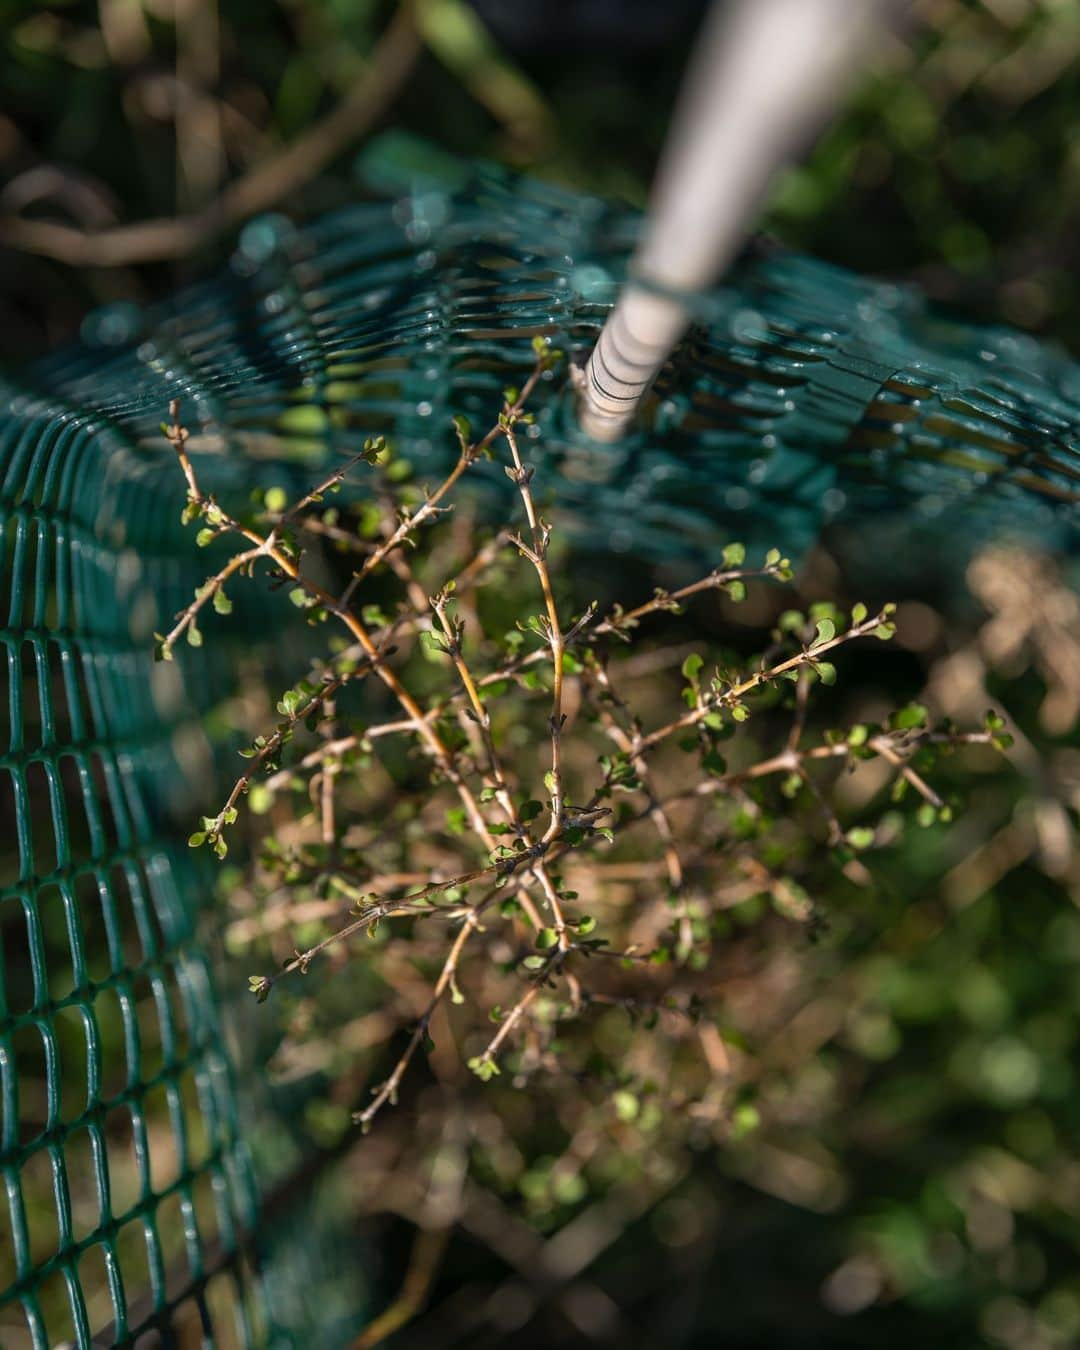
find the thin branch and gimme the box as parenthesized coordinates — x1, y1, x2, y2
(630, 610, 895, 758)
(356, 908, 484, 1130)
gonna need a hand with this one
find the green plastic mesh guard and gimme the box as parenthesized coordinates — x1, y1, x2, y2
(0, 411, 261, 1348)
(2, 144, 1078, 1345)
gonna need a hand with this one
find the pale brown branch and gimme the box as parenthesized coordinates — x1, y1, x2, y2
(593, 562, 787, 640)
(356, 909, 484, 1129)
(630, 610, 894, 758)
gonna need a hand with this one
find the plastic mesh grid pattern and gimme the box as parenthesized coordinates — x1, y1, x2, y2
(2, 151, 1079, 1345)
(0, 396, 274, 1346)
(27, 154, 1080, 568)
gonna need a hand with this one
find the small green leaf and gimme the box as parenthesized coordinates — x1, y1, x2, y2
(536, 927, 559, 950)
(419, 629, 446, 657)
(213, 589, 232, 615)
(851, 602, 868, 624)
(277, 689, 302, 717)
(730, 1103, 760, 1139)
(682, 653, 704, 681)
(722, 542, 746, 567)
(812, 618, 835, 648)
(195, 528, 214, 548)
(187, 831, 206, 848)
(248, 975, 271, 1003)
(846, 826, 876, 851)
(891, 702, 928, 731)
(451, 413, 471, 451)
(613, 1090, 639, 1122)
(386, 458, 412, 483)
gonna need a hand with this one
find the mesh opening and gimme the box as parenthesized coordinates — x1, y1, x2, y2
(61, 1125, 102, 1245)
(75, 1241, 114, 1340)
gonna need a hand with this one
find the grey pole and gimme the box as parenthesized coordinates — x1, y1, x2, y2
(578, 0, 891, 442)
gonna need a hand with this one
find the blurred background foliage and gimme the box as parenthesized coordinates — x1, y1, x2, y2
(1, 0, 1079, 358)
(1, 1, 1079, 1347)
